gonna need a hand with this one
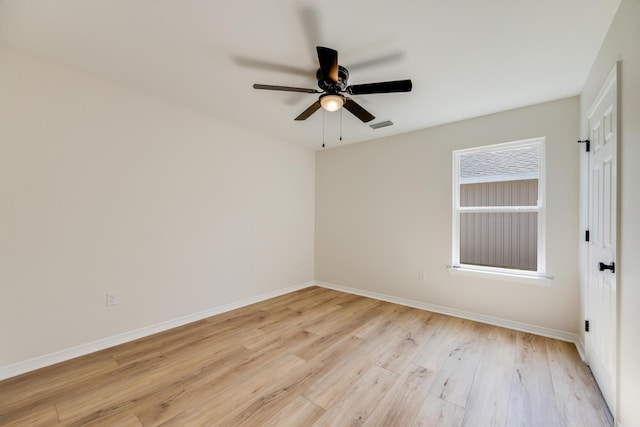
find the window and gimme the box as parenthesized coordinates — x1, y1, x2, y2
(452, 138, 546, 276)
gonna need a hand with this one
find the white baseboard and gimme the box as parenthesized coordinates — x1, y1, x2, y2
(0, 281, 315, 381)
(315, 281, 581, 348)
(575, 335, 586, 361)
(1, 279, 585, 381)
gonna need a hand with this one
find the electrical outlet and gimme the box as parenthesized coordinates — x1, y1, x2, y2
(419, 271, 428, 281)
(106, 291, 119, 307)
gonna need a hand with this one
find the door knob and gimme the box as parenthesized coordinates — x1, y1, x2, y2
(599, 262, 615, 273)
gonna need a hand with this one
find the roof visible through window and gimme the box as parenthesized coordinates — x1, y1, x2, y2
(460, 145, 539, 183)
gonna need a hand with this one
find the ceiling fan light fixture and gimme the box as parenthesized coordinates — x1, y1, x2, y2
(320, 94, 344, 112)
(253, 46, 412, 123)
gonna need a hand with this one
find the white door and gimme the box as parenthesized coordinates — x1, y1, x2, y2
(585, 65, 617, 413)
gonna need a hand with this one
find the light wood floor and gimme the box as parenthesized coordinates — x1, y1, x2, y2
(0, 287, 612, 426)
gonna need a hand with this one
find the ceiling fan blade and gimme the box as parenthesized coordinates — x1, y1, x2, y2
(236, 57, 312, 77)
(348, 51, 404, 72)
(299, 5, 322, 63)
(347, 79, 413, 95)
(316, 46, 338, 83)
(253, 84, 319, 94)
(343, 98, 375, 123)
(295, 100, 322, 121)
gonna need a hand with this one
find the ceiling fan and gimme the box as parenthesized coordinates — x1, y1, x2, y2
(253, 46, 412, 123)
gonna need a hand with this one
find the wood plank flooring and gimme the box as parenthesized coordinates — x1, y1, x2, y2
(0, 287, 612, 426)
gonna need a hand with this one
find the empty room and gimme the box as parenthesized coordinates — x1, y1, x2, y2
(1, 1, 639, 426)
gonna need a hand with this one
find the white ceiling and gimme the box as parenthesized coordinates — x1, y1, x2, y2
(0, 0, 621, 149)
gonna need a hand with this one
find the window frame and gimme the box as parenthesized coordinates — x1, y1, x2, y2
(451, 137, 547, 277)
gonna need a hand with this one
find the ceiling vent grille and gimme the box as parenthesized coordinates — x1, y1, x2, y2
(370, 120, 394, 129)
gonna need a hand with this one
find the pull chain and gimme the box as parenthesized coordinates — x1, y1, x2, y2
(340, 108, 343, 141)
(322, 110, 325, 148)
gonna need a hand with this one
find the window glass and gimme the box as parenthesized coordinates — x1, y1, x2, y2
(453, 139, 545, 274)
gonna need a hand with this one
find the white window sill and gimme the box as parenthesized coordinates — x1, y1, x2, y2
(447, 265, 553, 286)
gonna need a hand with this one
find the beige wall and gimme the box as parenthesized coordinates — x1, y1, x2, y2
(580, 0, 640, 424)
(3, 6, 636, 417)
(316, 97, 579, 333)
(0, 46, 315, 367)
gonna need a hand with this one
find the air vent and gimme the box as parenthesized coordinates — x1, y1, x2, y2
(370, 120, 394, 129)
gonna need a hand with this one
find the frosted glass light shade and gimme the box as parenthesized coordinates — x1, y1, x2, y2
(320, 94, 344, 112)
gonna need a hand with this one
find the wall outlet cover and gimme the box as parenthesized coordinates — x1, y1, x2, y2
(106, 291, 119, 307)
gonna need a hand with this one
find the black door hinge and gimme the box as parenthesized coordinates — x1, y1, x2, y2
(585, 230, 590, 242)
(585, 320, 590, 332)
(578, 139, 590, 152)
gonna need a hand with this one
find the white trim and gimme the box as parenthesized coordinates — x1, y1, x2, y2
(0, 279, 585, 382)
(586, 64, 618, 119)
(453, 137, 546, 155)
(452, 151, 461, 267)
(0, 281, 315, 381)
(458, 206, 540, 213)
(315, 280, 580, 345)
(538, 140, 547, 274)
(575, 335, 586, 362)
(452, 137, 546, 275)
(446, 265, 553, 285)
(583, 62, 618, 419)
(460, 171, 539, 185)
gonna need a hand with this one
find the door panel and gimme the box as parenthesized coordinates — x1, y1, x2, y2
(585, 65, 617, 413)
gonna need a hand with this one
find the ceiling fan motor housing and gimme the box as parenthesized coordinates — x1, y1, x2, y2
(253, 46, 412, 123)
(317, 65, 349, 93)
